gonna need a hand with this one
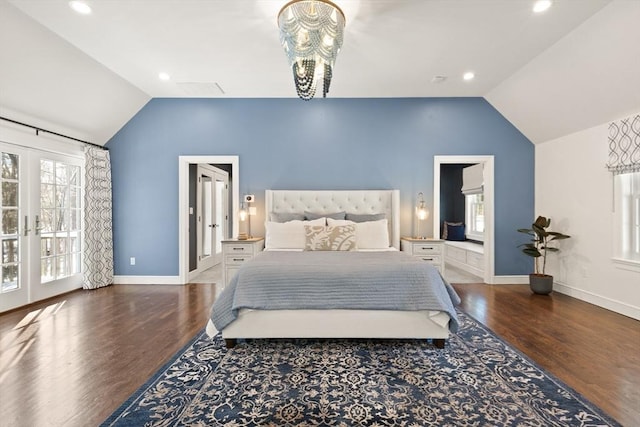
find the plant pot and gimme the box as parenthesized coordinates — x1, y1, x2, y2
(529, 274, 553, 295)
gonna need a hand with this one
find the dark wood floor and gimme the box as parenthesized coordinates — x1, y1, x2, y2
(0, 282, 638, 426)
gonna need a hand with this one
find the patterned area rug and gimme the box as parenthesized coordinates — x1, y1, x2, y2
(102, 311, 620, 426)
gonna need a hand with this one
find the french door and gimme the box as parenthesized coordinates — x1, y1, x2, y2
(196, 164, 228, 271)
(0, 143, 83, 312)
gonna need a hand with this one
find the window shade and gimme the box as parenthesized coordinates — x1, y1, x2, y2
(606, 114, 640, 175)
(461, 163, 484, 195)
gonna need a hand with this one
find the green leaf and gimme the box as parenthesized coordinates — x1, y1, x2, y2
(532, 224, 549, 237)
(517, 228, 535, 235)
(548, 232, 570, 240)
(534, 216, 550, 228)
(522, 248, 541, 257)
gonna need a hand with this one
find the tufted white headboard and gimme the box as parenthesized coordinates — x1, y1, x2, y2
(265, 190, 401, 249)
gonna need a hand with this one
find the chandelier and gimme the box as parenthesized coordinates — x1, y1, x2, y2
(278, 0, 346, 100)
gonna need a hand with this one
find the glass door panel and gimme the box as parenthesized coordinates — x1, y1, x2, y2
(215, 179, 225, 257)
(201, 177, 212, 258)
(0, 148, 28, 312)
(39, 160, 82, 284)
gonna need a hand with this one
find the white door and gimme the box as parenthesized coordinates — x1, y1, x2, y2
(196, 164, 228, 270)
(0, 146, 29, 311)
(0, 143, 83, 312)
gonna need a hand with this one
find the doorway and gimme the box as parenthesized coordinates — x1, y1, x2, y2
(433, 155, 495, 284)
(178, 156, 239, 285)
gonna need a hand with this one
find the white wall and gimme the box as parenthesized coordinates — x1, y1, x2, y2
(536, 112, 640, 320)
(0, 2, 150, 145)
(487, 1, 640, 144)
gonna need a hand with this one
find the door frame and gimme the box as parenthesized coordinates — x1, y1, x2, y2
(178, 155, 239, 285)
(433, 155, 495, 284)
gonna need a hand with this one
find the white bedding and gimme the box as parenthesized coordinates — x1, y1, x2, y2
(208, 190, 455, 346)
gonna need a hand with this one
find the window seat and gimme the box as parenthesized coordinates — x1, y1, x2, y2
(444, 240, 484, 277)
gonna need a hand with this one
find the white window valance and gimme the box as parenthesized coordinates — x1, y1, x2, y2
(461, 163, 484, 195)
(606, 114, 640, 175)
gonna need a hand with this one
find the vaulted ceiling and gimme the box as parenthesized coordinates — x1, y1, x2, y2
(1, 0, 638, 145)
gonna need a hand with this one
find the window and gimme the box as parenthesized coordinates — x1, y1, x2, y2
(615, 171, 640, 262)
(465, 193, 484, 242)
(461, 163, 484, 242)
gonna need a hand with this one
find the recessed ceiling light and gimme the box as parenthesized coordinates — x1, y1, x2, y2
(69, 1, 91, 15)
(158, 72, 171, 81)
(431, 75, 448, 84)
(533, 0, 552, 13)
(463, 72, 475, 81)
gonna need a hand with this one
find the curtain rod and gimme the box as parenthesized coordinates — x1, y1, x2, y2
(0, 116, 107, 150)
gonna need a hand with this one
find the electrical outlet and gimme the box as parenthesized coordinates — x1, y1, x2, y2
(130, 257, 136, 266)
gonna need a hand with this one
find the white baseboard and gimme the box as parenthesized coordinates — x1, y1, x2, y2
(113, 276, 183, 285)
(553, 280, 640, 321)
(490, 275, 529, 285)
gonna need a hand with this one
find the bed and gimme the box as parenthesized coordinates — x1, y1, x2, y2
(206, 190, 460, 349)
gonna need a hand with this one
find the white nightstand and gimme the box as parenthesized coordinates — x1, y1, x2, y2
(221, 237, 265, 287)
(400, 237, 445, 274)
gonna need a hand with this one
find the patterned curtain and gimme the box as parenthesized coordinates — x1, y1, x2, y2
(606, 114, 640, 175)
(83, 146, 114, 289)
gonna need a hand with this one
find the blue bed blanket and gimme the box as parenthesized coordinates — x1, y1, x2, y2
(211, 251, 460, 332)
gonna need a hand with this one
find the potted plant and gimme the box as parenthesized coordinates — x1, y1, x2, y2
(517, 216, 571, 295)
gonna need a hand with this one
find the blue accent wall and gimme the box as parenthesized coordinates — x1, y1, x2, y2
(106, 98, 534, 276)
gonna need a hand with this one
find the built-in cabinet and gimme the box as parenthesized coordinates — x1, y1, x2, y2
(400, 238, 445, 274)
(221, 237, 264, 287)
(444, 241, 484, 277)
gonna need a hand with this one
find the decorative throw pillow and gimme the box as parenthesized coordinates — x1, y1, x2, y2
(442, 221, 463, 239)
(345, 213, 386, 223)
(446, 223, 466, 241)
(304, 224, 356, 251)
(269, 212, 305, 222)
(304, 211, 346, 221)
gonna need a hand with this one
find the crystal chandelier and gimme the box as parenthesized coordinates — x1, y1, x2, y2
(278, 0, 346, 100)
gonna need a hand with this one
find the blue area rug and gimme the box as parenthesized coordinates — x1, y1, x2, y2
(102, 311, 620, 426)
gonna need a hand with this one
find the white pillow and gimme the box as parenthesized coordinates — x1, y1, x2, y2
(356, 218, 390, 249)
(327, 218, 390, 249)
(265, 218, 325, 249)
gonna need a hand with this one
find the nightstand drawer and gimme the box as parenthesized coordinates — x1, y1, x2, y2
(225, 254, 253, 265)
(223, 244, 255, 255)
(412, 243, 442, 255)
(416, 255, 441, 264)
